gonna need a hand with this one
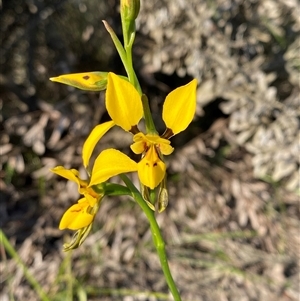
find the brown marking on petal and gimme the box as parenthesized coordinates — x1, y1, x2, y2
(161, 128, 174, 139)
(83, 75, 90, 80)
(129, 125, 140, 135)
(153, 162, 157, 167)
(155, 145, 164, 160)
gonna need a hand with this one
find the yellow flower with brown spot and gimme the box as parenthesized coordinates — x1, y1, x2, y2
(51, 121, 138, 231)
(89, 72, 197, 195)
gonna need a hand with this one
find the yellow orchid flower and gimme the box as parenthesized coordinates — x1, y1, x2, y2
(89, 72, 197, 192)
(50, 164, 101, 231)
(51, 121, 138, 231)
(107, 72, 197, 190)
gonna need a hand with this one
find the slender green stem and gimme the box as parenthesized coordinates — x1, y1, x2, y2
(120, 175, 182, 301)
(102, 20, 134, 83)
(103, 20, 142, 95)
(121, 25, 156, 132)
(141, 94, 157, 134)
(123, 29, 142, 96)
(0, 229, 51, 301)
(125, 41, 142, 94)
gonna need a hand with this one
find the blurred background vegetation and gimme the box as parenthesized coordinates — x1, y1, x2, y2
(1, 0, 299, 300)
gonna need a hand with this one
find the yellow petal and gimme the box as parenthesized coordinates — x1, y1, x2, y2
(130, 139, 145, 154)
(50, 72, 109, 91)
(106, 72, 143, 131)
(137, 145, 166, 189)
(144, 134, 174, 155)
(59, 199, 94, 230)
(131, 133, 174, 156)
(84, 193, 98, 207)
(82, 121, 115, 169)
(50, 166, 89, 194)
(50, 166, 81, 186)
(158, 143, 174, 155)
(131, 132, 146, 154)
(89, 149, 138, 186)
(162, 79, 197, 135)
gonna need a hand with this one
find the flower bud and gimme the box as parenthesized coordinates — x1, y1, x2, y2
(141, 183, 155, 211)
(121, 0, 140, 21)
(50, 72, 109, 91)
(158, 177, 168, 213)
(63, 223, 93, 251)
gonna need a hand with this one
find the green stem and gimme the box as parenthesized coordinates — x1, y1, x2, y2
(141, 94, 157, 134)
(125, 34, 142, 94)
(119, 11, 141, 94)
(120, 175, 182, 301)
(121, 26, 155, 132)
(122, 25, 142, 95)
(103, 20, 142, 95)
(104, 19, 154, 131)
(102, 20, 134, 84)
(0, 229, 51, 301)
